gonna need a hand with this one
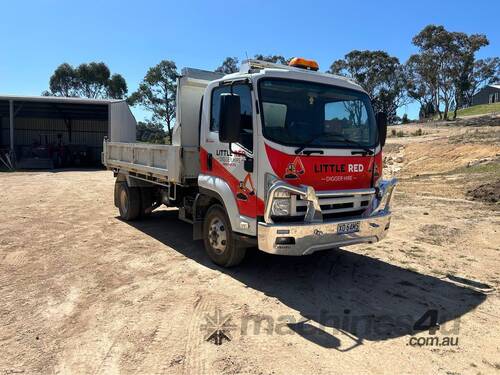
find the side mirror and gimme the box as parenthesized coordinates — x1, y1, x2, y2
(375, 112, 387, 148)
(219, 93, 241, 143)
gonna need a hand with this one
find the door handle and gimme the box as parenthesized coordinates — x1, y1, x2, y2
(207, 153, 213, 171)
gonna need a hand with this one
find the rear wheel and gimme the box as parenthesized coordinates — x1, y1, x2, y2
(203, 204, 246, 267)
(116, 182, 141, 221)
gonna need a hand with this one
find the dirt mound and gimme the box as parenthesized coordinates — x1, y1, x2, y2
(459, 115, 500, 127)
(467, 180, 500, 203)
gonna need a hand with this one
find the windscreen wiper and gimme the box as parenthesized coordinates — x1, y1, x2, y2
(295, 132, 337, 154)
(295, 133, 374, 155)
(341, 139, 374, 155)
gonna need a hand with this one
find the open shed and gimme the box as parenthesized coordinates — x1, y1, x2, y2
(0, 95, 136, 169)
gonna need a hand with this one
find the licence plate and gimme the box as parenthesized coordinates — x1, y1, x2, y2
(337, 221, 360, 234)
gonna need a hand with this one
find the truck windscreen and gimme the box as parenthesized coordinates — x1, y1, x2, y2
(258, 78, 377, 149)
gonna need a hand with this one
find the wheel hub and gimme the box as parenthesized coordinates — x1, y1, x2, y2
(120, 189, 129, 214)
(208, 217, 227, 254)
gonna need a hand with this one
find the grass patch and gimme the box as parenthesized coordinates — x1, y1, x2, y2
(408, 161, 499, 184)
(456, 102, 500, 117)
(448, 162, 500, 177)
(435, 102, 500, 119)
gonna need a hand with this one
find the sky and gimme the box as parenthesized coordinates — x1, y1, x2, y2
(0, 0, 498, 121)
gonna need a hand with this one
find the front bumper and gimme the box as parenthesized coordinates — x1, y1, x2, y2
(258, 211, 391, 255)
(258, 178, 397, 256)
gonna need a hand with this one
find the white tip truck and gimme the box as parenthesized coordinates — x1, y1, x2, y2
(102, 58, 397, 267)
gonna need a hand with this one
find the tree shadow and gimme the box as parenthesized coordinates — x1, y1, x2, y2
(4, 167, 104, 173)
(123, 209, 487, 351)
(48, 167, 105, 173)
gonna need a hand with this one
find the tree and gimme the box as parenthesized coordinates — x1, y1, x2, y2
(136, 121, 167, 144)
(253, 54, 290, 64)
(108, 74, 128, 99)
(215, 54, 291, 74)
(462, 58, 500, 107)
(329, 50, 407, 123)
(76, 62, 110, 98)
(128, 60, 179, 141)
(411, 25, 456, 120)
(418, 102, 436, 121)
(215, 57, 239, 74)
(447, 32, 489, 119)
(49, 63, 78, 97)
(405, 53, 439, 120)
(410, 25, 491, 120)
(47, 62, 127, 99)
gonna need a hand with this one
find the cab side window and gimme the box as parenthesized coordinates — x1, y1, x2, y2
(210, 84, 253, 152)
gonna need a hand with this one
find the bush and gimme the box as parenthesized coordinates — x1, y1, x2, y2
(411, 128, 423, 136)
(136, 121, 168, 144)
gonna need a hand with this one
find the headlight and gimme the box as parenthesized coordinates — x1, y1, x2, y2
(271, 198, 291, 216)
(265, 173, 290, 199)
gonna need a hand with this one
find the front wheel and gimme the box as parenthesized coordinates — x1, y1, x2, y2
(203, 204, 246, 267)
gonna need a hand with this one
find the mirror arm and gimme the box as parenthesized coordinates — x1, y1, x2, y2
(229, 142, 252, 158)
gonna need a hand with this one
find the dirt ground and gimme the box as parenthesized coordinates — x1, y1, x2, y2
(1, 120, 499, 375)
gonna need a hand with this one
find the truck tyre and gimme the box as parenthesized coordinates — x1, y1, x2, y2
(116, 182, 141, 221)
(203, 204, 246, 267)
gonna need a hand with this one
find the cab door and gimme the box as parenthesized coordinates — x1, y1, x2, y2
(200, 81, 260, 220)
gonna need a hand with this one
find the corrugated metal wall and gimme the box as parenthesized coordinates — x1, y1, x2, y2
(0, 117, 106, 146)
(0, 117, 107, 162)
(472, 86, 500, 106)
(0, 117, 6, 147)
(109, 101, 137, 142)
(0, 117, 12, 148)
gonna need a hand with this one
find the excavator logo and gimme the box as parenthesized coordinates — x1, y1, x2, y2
(236, 173, 256, 201)
(284, 157, 305, 180)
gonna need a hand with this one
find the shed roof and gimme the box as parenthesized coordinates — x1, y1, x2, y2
(0, 95, 122, 121)
(0, 94, 123, 104)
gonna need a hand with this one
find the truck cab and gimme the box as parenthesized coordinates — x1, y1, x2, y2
(103, 58, 397, 267)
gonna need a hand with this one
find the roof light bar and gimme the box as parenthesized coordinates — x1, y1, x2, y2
(288, 57, 319, 71)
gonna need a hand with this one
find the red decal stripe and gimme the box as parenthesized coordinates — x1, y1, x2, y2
(200, 148, 264, 218)
(265, 144, 382, 190)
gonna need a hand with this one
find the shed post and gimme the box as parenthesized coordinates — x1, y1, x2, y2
(9, 100, 14, 152)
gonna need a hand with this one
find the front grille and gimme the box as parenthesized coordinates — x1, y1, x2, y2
(271, 209, 367, 223)
(291, 191, 374, 217)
